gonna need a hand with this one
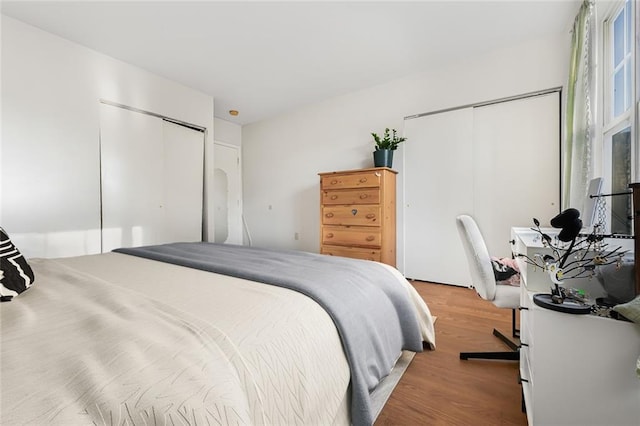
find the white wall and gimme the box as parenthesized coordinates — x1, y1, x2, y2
(1, 16, 215, 258)
(242, 34, 570, 262)
(214, 117, 242, 147)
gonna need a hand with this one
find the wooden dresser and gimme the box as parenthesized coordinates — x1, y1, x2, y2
(318, 167, 397, 266)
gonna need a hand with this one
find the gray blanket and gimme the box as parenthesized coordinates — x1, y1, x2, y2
(115, 242, 423, 426)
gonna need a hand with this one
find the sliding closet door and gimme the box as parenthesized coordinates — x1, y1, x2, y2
(100, 104, 204, 252)
(473, 92, 560, 256)
(162, 120, 205, 244)
(100, 104, 164, 251)
(404, 91, 560, 286)
(403, 108, 474, 285)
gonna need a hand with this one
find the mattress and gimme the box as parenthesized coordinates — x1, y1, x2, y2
(1, 251, 435, 425)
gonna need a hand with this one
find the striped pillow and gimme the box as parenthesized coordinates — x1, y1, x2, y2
(0, 227, 35, 301)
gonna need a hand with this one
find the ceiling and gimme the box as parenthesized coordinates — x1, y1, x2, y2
(1, 1, 581, 125)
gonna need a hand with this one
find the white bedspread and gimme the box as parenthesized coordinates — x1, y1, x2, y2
(1, 253, 435, 425)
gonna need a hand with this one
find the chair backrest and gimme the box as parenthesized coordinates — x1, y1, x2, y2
(456, 215, 497, 301)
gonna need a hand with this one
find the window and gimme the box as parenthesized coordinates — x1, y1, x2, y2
(608, 0, 633, 121)
(601, 0, 635, 235)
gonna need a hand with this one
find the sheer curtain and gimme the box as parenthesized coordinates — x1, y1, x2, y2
(563, 0, 596, 211)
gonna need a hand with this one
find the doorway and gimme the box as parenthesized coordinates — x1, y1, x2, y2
(213, 142, 243, 244)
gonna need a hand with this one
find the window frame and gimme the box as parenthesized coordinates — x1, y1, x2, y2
(596, 0, 637, 234)
(602, 0, 634, 131)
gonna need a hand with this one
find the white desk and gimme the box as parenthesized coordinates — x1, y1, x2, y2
(511, 227, 640, 426)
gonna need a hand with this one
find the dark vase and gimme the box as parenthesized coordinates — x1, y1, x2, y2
(373, 149, 393, 168)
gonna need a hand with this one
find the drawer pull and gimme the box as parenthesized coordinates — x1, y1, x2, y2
(326, 233, 334, 238)
(351, 209, 358, 215)
(366, 214, 375, 219)
(330, 195, 338, 200)
(359, 177, 367, 183)
(365, 236, 375, 242)
(326, 212, 334, 218)
(331, 179, 338, 185)
(359, 194, 368, 199)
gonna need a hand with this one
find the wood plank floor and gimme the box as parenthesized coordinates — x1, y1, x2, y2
(375, 281, 528, 426)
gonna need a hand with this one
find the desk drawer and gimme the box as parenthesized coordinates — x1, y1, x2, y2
(519, 345, 533, 386)
(322, 226, 381, 248)
(322, 188, 380, 205)
(322, 205, 381, 226)
(521, 376, 534, 426)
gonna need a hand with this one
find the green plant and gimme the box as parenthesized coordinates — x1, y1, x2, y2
(371, 128, 406, 151)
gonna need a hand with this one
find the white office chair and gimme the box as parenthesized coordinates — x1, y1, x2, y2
(456, 214, 520, 361)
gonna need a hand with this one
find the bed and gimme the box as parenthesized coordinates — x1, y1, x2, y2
(1, 241, 435, 426)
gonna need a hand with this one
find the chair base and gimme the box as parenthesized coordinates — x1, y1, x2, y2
(460, 349, 519, 361)
(460, 309, 520, 361)
(459, 328, 519, 361)
(492, 328, 519, 351)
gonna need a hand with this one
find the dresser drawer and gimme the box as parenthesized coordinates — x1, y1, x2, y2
(322, 188, 380, 205)
(322, 226, 381, 248)
(321, 245, 381, 262)
(321, 170, 381, 190)
(322, 205, 381, 226)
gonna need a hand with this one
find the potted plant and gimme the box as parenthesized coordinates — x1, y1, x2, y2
(371, 128, 406, 168)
